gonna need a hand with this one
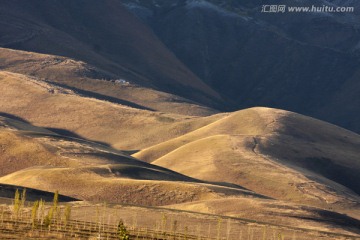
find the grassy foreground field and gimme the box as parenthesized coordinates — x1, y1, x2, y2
(1, 192, 359, 240)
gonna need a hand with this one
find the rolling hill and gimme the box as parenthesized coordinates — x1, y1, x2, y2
(0, 69, 360, 236)
(0, 113, 360, 237)
(0, 70, 223, 149)
(0, 47, 217, 116)
(135, 107, 360, 212)
(1, 1, 360, 238)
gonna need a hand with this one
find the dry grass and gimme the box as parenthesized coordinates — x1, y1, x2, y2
(0, 130, 70, 177)
(0, 65, 360, 238)
(0, 7, 359, 238)
(0, 47, 218, 116)
(0, 70, 223, 149)
(133, 108, 360, 211)
(0, 200, 358, 240)
(133, 108, 270, 162)
(0, 113, 359, 238)
(0, 114, 258, 206)
(166, 197, 360, 236)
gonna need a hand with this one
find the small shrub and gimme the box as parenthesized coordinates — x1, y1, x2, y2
(13, 188, 26, 217)
(38, 199, 45, 225)
(13, 189, 21, 216)
(117, 219, 130, 240)
(64, 205, 71, 226)
(43, 191, 59, 229)
(31, 200, 39, 229)
(53, 190, 59, 210)
(21, 188, 26, 208)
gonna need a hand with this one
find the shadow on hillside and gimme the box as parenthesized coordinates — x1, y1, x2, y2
(316, 209, 360, 234)
(304, 157, 360, 196)
(258, 113, 360, 197)
(0, 112, 30, 123)
(0, 112, 112, 148)
(0, 183, 78, 202)
(276, 209, 360, 235)
(48, 81, 155, 111)
(122, 150, 140, 155)
(46, 128, 112, 148)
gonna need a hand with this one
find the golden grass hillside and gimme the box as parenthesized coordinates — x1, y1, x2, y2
(0, 70, 224, 149)
(134, 107, 275, 162)
(0, 2, 359, 237)
(1, 65, 360, 237)
(0, 116, 262, 206)
(1, 70, 360, 213)
(0, 116, 360, 238)
(0, 47, 217, 116)
(134, 108, 360, 213)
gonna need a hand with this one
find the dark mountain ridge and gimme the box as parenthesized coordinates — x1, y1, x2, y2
(2, 0, 360, 133)
(123, 0, 360, 133)
(0, 0, 222, 110)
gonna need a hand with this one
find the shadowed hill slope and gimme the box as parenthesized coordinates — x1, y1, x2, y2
(0, 47, 217, 116)
(0, 184, 77, 202)
(135, 107, 360, 211)
(0, 0, 222, 108)
(1, 70, 360, 214)
(123, 0, 360, 134)
(1, 1, 360, 237)
(1, 71, 360, 212)
(0, 71, 224, 149)
(0, 115, 265, 205)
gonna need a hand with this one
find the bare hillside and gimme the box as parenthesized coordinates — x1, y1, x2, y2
(0, 115, 360, 237)
(135, 108, 360, 213)
(0, 71, 223, 149)
(0, 0, 222, 108)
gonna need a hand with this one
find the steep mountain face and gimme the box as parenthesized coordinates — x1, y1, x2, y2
(0, 0, 222, 109)
(122, 0, 360, 133)
(2, 0, 360, 131)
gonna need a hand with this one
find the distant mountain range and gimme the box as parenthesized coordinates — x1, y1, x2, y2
(1, 0, 360, 133)
(123, 0, 360, 133)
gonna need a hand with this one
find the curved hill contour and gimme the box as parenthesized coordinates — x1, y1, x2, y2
(0, 108, 360, 236)
(135, 107, 360, 211)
